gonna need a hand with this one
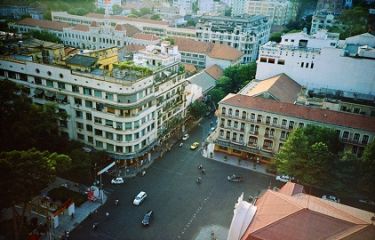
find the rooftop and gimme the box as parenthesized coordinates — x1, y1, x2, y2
(244, 74, 302, 103)
(241, 182, 375, 240)
(132, 33, 160, 41)
(173, 37, 243, 61)
(204, 64, 223, 80)
(17, 18, 69, 31)
(65, 54, 97, 67)
(85, 13, 169, 26)
(220, 94, 375, 133)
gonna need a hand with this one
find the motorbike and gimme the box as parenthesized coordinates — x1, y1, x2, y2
(227, 174, 244, 182)
(179, 142, 183, 147)
(201, 168, 206, 175)
(92, 223, 99, 231)
(196, 177, 202, 184)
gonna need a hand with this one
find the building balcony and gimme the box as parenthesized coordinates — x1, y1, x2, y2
(214, 138, 274, 158)
(341, 138, 366, 146)
(264, 134, 275, 140)
(249, 131, 259, 136)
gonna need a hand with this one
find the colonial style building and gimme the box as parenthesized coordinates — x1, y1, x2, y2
(195, 15, 271, 63)
(256, 31, 375, 95)
(212, 93, 375, 164)
(9, 18, 160, 50)
(0, 38, 187, 169)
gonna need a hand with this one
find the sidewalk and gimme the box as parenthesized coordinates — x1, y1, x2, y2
(202, 143, 275, 176)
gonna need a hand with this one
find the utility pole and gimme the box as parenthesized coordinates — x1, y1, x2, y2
(97, 162, 116, 204)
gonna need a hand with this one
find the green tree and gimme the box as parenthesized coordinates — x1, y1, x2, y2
(139, 7, 152, 16)
(112, 4, 123, 15)
(189, 101, 208, 119)
(358, 141, 375, 200)
(222, 62, 257, 93)
(0, 149, 71, 240)
(29, 30, 62, 43)
(208, 88, 226, 105)
(269, 32, 282, 42)
(338, 6, 368, 39)
(95, 8, 105, 14)
(275, 125, 341, 187)
(0, 80, 67, 152)
(225, 7, 232, 17)
(150, 14, 161, 20)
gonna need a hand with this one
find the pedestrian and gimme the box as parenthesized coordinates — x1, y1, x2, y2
(115, 199, 119, 206)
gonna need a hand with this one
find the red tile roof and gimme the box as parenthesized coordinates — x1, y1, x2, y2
(17, 18, 69, 31)
(205, 64, 223, 80)
(173, 37, 243, 61)
(114, 24, 140, 36)
(71, 24, 89, 32)
(241, 184, 374, 240)
(208, 43, 243, 61)
(85, 13, 169, 25)
(221, 94, 375, 133)
(132, 33, 160, 41)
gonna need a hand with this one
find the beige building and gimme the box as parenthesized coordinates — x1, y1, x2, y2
(213, 93, 375, 164)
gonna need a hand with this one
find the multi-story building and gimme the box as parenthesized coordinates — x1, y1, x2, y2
(51, 12, 197, 39)
(9, 18, 160, 50)
(173, 37, 243, 69)
(196, 15, 271, 63)
(172, 0, 193, 15)
(245, 0, 297, 25)
(0, 5, 43, 19)
(212, 93, 375, 164)
(310, 11, 339, 34)
(256, 30, 375, 95)
(50, 12, 271, 62)
(0, 38, 187, 169)
(231, 0, 247, 16)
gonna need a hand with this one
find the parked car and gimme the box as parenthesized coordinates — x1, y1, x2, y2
(111, 177, 124, 184)
(359, 199, 375, 206)
(182, 134, 189, 141)
(133, 191, 147, 205)
(275, 175, 292, 183)
(142, 210, 153, 226)
(322, 195, 339, 203)
(190, 142, 200, 150)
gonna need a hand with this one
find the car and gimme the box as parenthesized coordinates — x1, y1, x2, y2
(190, 142, 200, 150)
(358, 199, 375, 206)
(275, 175, 292, 183)
(182, 134, 189, 141)
(142, 210, 153, 226)
(322, 195, 339, 203)
(82, 147, 92, 153)
(111, 177, 124, 184)
(210, 127, 216, 132)
(133, 191, 147, 205)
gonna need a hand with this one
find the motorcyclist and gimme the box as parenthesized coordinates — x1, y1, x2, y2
(115, 199, 119, 206)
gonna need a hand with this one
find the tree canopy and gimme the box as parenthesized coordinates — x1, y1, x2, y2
(275, 125, 342, 187)
(189, 101, 208, 120)
(0, 149, 71, 240)
(0, 80, 67, 152)
(29, 30, 62, 43)
(112, 4, 123, 15)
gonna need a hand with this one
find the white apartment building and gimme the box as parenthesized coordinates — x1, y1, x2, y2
(133, 41, 181, 69)
(310, 11, 339, 34)
(198, 0, 214, 15)
(244, 0, 297, 25)
(0, 39, 187, 169)
(212, 94, 375, 163)
(256, 31, 375, 95)
(172, 0, 193, 15)
(9, 18, 160, 50)
(196, 15, 271, 63)
(231, 0, 247, 16)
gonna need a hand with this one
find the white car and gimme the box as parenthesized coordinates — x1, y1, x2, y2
(182, 134, 189, 141)
(275, 175, 292, 183)
(111, 177, 124, 184)
(322, 195, 339, 203)
(133, 191, 147, 205)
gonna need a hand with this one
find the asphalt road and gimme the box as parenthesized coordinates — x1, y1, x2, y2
(71, 117, 275, 240)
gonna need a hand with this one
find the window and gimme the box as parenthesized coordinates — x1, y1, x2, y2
(94, 117, 102, 124)
(83, 87, 92, 96)
(72, 85, 79, 93)
(106, 132, 114, 140)
(362, 135, 369, 145)
(58, 82, 65, 89)
(289, 121, 294, 129)
(251, 113, 255, 120)
(106, 92, 114, 101)
(46, 80, 53, 87)
(86, 124, 93, 132)
(86, 113, 92, 120)
(268, 58, 275, 64)
(116, 146, 123, 153)
(260, 57, 267, 62)
(298, 122, 304, 128)
(300, 62, 304, 68)
(311, 63, 314, 69)
(94, 90, 102, 98)
(59, 73, 64, 79)
(116, 122, 122, 130)
(221, 107, 226, 115)
(88, 136, 93, 144)
(242, 111, 246, 119)
(272, 117, 278, 125)
(77, 133, 84, 140)
(343, 131, 349, 139)
(228, 108, 232, 115)
(125, 134, 132, 141)
(96, 140, 103, 148)
(74, 98, 82, 105)
(75, 110, 82, 118)
(281, 131, 286, 139)
(105, 119, 113, 127)
(277, 59, 285, 65)
(76, 122, 84, 129)
(34, 77, 42, 85)
(94, 129, 103, 136)
(85, 100, 93, 108)
(227, 120, 232, 127)
(235, 110, 239, 117)
(266, 116, 271, 124)
(305, 63, 309, 68)
(282, 119, 287, 126)
(47, 71, 52, 76)
(116, 134, 123, 141)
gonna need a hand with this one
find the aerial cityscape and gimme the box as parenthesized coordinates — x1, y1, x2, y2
(0, 0, 374, 239)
